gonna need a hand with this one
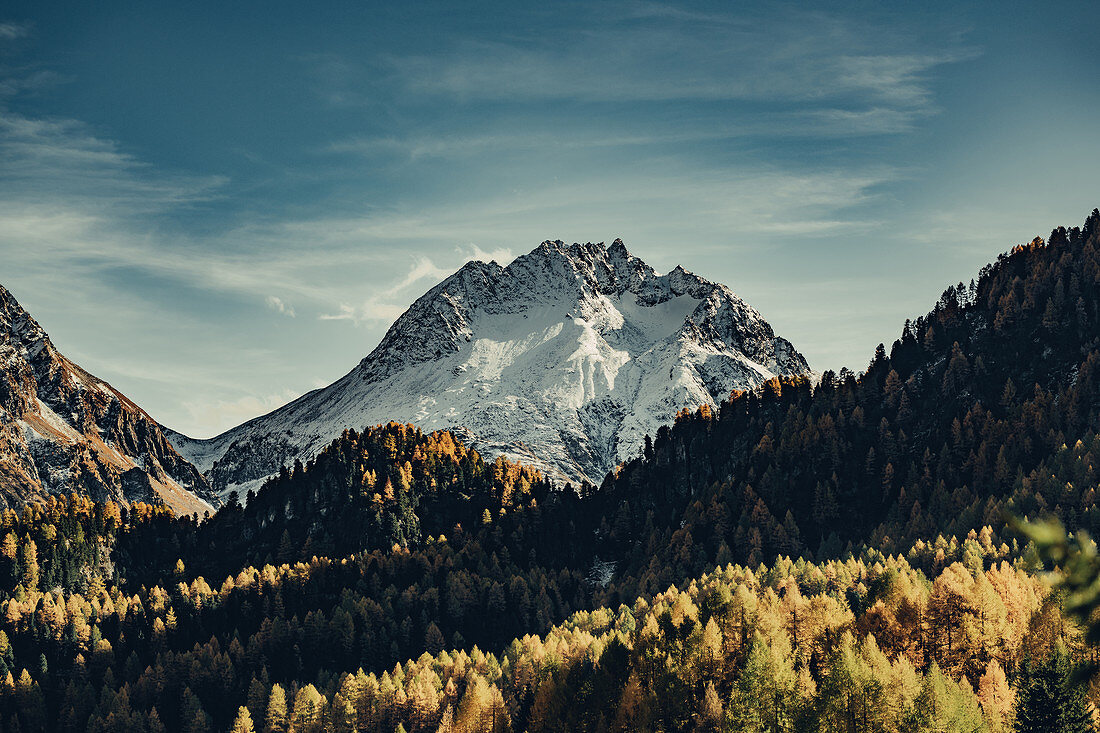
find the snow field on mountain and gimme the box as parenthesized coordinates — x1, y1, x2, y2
(170, 240, 811, 495)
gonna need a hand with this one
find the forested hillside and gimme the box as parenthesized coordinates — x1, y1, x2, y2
(1, 210, 1100, 731)
(0, 497, 1087, 731)
(593, 209, 1100, 604)
(123, 423, 576, 584)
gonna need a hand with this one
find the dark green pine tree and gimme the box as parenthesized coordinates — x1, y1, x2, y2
(1014, 648, 1093, 733)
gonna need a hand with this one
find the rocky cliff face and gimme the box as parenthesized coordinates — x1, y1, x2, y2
(0, 284, 217, 514)
(170, 239, 812, 495)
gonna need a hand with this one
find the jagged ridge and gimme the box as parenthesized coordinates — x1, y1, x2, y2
(170, 239, 812, 496)
(0, 284, 218, 514)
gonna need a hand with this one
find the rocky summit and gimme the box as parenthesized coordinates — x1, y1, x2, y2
(169, 239, 811, 496)
(0, 284, 218, 514)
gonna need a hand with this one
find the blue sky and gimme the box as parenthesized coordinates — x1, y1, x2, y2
(1, 1, 1098, 437)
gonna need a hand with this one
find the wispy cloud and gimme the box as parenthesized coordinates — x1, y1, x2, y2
(315, 245, 523, 326)
(0, 89, 892, 328)
(325, 110, 919, 162)
(325, 131, 692, 160)
(182, 389, 302, 439)
(0, 69, 64, 100)
(0, 115, 223, 206)
(319, 255, 453, 324)
(0, 109, 391, 308)
(0, 22, 29, 41)
(279, 166, 891, 248)
(265, 295, 296, 317)
(397, 256, 452, 289)
(618, 1, 740, 25)
(315, 7, 972, 169)
(466, 244, 514, 265)
(382, 13, 969, 109)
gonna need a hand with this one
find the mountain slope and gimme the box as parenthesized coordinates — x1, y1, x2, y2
(0, 284, 217, 514)
(170, 239, 811, 496)
(587, 209, 1100, 601)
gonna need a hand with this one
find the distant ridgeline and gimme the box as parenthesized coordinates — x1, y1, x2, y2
(0, 208, 1098, 731)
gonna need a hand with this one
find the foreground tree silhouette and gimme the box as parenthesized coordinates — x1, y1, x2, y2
(1014, 648, 1092, 733)
(1013, 518, 1099, 731)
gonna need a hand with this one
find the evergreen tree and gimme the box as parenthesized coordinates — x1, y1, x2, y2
(913, 662, 985, 733)
(729, 631, 799, 732)
(697, 681, 723, 732)
(231, 706, 256, 733)
(265, 684, 289, 733)
(1014, 649, 1092, 733)
(19, 539, 38, 590)
(978, 659, 1015, 733)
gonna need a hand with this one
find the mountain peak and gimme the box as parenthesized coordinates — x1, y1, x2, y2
(173, 238, 811, 495)
(525, 239, 614, 269)
(0, 282, 217, 513)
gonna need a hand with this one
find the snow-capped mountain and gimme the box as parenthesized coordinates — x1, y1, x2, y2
(169, 240, 812, 496)
(0, 283, 218, 514)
